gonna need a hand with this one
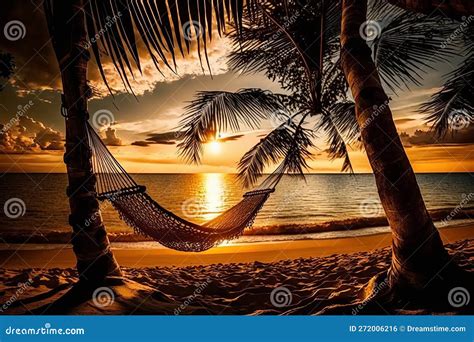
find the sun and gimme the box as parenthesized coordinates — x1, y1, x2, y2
(208, 140, 221, 154)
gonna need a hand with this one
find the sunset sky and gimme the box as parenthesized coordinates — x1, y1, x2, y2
(1, 0, 473, 174)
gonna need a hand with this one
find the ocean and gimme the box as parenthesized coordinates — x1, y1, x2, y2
(0, 173, 473, 246)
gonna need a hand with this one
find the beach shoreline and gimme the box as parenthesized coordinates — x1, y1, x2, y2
(1, 222, 472, 269)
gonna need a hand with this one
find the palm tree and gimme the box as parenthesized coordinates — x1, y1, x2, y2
(179, 0, 472, 309)
(339, 0, 473, 309)
(179, 1, 456, 181)
(42, 0, 245, 286)
(43, 0, 472, 309)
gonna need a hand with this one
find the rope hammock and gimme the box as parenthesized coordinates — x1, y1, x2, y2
(86, 123, 283, 252)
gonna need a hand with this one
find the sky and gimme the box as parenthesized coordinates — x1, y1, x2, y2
(0, 0, 473, 174)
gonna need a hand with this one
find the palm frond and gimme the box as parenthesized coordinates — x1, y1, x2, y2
(44, 0, 257, 95)
(421, 25, 474, 136)
(317, 102, 359, 173)
(369, 7, 458, 94)
(238, 119, 314, 188)
(228, 0, 342, 106)
(177, 88, 290, 163)
(421, 55, 474, 136)
(237, 124, 294, 188)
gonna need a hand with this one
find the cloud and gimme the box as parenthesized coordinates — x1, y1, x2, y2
(131, 141, 152, 147)
(400, 126, 474, 147)
(0, 115, 64, 153)
(131, 131, 245, 147)
(394, 117, 417, 125)
(145, 131, 182, 144)
(101, 127, 122, 146)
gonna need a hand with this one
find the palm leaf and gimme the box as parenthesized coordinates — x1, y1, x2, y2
(421, 54, 474, 136)
(369, 5, 458, 94)
(316, 102, 359, 173)
(177, 88, 290, 163)
(421, 24, 474, 136)
(237, 124, 294, 188)
(44, 0, 256, 95)
(238, 120, 314, 188)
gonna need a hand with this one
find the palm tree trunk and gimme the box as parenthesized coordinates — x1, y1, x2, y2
(340, 0, 454, 295)
(46, 0, 121, 283)
(387, 0, 474, 19)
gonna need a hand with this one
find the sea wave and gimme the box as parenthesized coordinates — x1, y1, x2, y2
(1, 207, 472, 245)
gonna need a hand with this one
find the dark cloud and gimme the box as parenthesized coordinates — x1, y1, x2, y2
(218, 134, 244, 142)
(400, 126, 474, 146)
(132, 131, 245, 147)
(0, 115, 64, 153)
(394, 118, 416, 125)
(145, 131, 182, 144)
(131, 141, 152, 147)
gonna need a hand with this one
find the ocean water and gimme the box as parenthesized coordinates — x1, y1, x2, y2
(0, 173, 473, 241)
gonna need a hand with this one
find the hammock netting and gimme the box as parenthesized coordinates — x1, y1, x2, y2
(86, 123, 281, 252)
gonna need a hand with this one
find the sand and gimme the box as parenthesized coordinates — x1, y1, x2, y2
(0, 224, 472, 315)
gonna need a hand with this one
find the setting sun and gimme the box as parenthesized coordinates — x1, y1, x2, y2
(208, 140, 221, 154)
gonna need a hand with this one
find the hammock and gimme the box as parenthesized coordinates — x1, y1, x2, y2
(86, 123, 283, 252)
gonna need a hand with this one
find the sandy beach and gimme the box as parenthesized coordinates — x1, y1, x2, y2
(0, 223, 472, 315)
(1, 223, 472, 268)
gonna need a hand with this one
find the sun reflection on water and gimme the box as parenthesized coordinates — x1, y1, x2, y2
(200, 173, 225, 221)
